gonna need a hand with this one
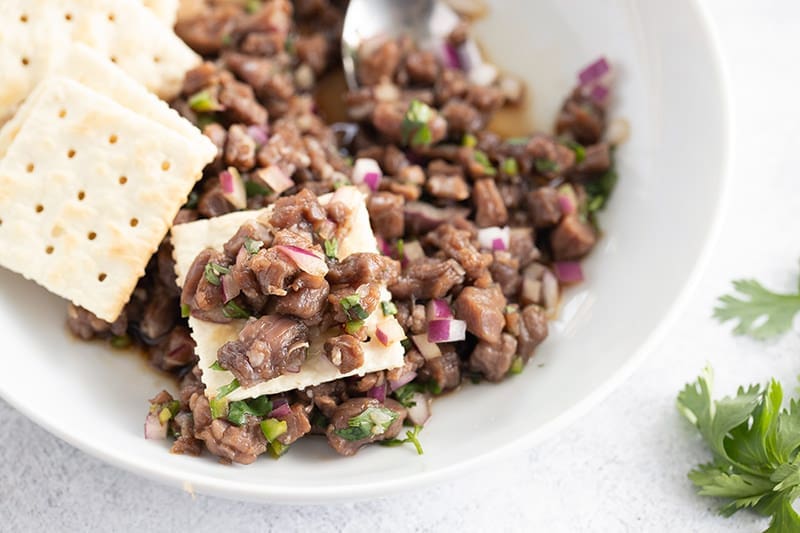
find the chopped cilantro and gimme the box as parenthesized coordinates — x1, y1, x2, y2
(188, 90, 221, 113)
(195, 114, 218, 129)
(565, 140, 587, 164)
(324, 238, 338, 259)
(584, 167, 618, 215)
(502, 157, 519, 176)
(473, 150, 497, 175)
(228, 396, 273, 426)
(340, 294, 369, 321)
(216, 378, 240, 399)
(222, 300, 250, 319)
(110, 334, 131, 349)
(461, 133, 477, 147)
(380, 424, 424, 455)
(333, 179, 351, 190)
(534, 159, 558, 173)
(209, 360, 225, 371)
(185, 190, 199, 209)
(180, 303, 191, 318)
(209, 397, 229, 419)
(245, 180, 271, 198)
(335, 406, 398, 441)
(714, 276, 800, 341)
(345, 320, 364, 335)
(244, 237, 263, 255)
(381, 301, 398, 316)
(204, 262, 229, 286)
(268, 440, 289, 458)
(401, 99, 434, 147)
(395, 238, 404, 259)
(311, 411, 329, 429)
(260, 418, 288, 442)
(509, 356, 524, 375)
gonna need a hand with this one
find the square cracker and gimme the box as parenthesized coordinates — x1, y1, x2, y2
(171, 188, 406, 400)
(0, 0, 199, 121)
(141, 0, 179, 26)
(0, 77, 215, 321)
(0, 44, 209, 160)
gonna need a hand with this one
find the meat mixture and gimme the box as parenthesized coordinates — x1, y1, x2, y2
(76, 0, 618, 463)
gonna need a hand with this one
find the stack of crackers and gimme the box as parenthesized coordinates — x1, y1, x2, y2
(0, 0, 216, 322)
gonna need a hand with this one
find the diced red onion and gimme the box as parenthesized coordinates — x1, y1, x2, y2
(376, 319, 406, 346)
(269, 402, 291, 419)
(458, 39, 483, 72)
(557, 185, 577, 215)
(219, 168, 247, 209)
(246, 125, 269, 146)
(578, 57, 611, 86)
(553, 261, 585, 283)
(144, 412, 167, 440)
(260, 165, 294, 195)
(388, 371, 417, 392)
(403, 240, 425, 262)
(352, 158, 382, 191)
(272, 398, 288, 408)
(477, 226, 509, 251)
(426, 299, 453, 321)
(406, 392, 431, 426)
(589, 84, 609, 104)
(220, 274, 241, 303)
(427, 319, 467, 343)
(442, 43, 462, 70)
(274, 245, 328, 276)
(377, 236, 393, 256)
(412, 333, 442, 360)
(542, 269, 559, 312)
(367, 383, 387, 403)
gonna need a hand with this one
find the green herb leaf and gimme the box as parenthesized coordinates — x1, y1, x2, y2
(333, 179, 351, 190)
(502, 157, 519, 176)
(345, 319, 364, 335)
(180, 303, 191, 318)
(534, 158, 558, 173)
(209, 360, 225, 371)
(245, 180, 272, 198)
(185, 190, 199, 209)
(677, 367, 800, 530)
(222, 300, 250, 319)
(228, 396, 273, 426)
(584, 167, 618, 214)
(395, 238, 404, 260)
(381, 301, 398, 316)
(565, 140, 586, 163)
(401, 99, 434, 147)
(188, 90, 222, 113)
(204, 262, 229, 286)
(110, 334, 132, 349)
(324, 238, 338, 259)
(380, 424, 425, 455)
(268, 439, 289, 458)
(473, 150, 497, 176)
(244, 237, 264, 255)
(714, 279, 800, 341)
(335, 406, 398, 441)
(509, 356, 524, 375)
(209, 397, 229, 419)
(461, 133, 477, 148)
(340, 294, 368, 321)
(216, 378, 240, 400)
(260, 418, 288, 442)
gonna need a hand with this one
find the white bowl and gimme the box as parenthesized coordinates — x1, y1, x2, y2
(0, 0, 728, 502)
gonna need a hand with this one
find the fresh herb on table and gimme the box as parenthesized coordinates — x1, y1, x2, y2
(678, 367, 800, 532)
(381, 424, 425, 455)
(714, 274, 800, 340)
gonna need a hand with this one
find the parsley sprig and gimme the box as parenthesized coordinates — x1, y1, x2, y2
(678, 367, 800, 532)
(714, 276, 800, 340)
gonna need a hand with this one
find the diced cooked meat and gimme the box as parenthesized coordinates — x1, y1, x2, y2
(426, 173, 470, 201)
(470, 333, 518, 382)
(273, 273, 330, 319)
(275, 404, 312, 446)
(249, 246, 299, 296)
(149, 326, 197, 371)
(405, 50, 439, 85)
(67, 304, 126, 340)
(395, 303, 427, 335)
(527, 187, 563, 228)
(526, 135, 575, 176)
(327, 253, 401, 287)
(183, 62, 220, 96)
(224, 124, 257, 171)
(296, 33, 330, 74)
(198, 182, 235, 218)
(170, 411, 202, 456)
(190, 393, 267, 465)
(368, 192, 405, 239)
(404, 202, 470, 235)
(576, 142, 611, 174)
(357, 39, 401, 86)
(556, 89, 606, 145)
(175, 7, 240, 55)
(473, 179, 508, 227)
(441, 100, 482, 134)
(390, 258, 466, 300)
(421, 347, 461, 390)
(551, 214, 597, 260)
(425, 223, 491, 281)
(269, 188, 327, 231)
(180, 249, 230, 323)
(490, 251, 522, 298)
(454, 285, 507, 344)
(138, 286, 178, 343)
(309, 380, 347, 418)
(219, 75, 269, 126)
(325, 398, 406, 456)
(217, 316, 309, 387)
(517, 304, 548, 361)
(508, 227, 539, 267)
(324, 334, 365, 374)
(222, 220, 273, 258)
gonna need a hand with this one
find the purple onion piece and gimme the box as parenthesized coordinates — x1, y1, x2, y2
(578, 57, 611, 86)
(553, 261, 585, 283)
(269, 401, 292, 419)
(367, 383, 387, 403)
(389, 371, 417, 392)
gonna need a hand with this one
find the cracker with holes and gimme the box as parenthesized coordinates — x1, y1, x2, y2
(0, 0, 199, 122)
(0, 76, 216, 322)
(171, 188, 406, 401)
(141, 0, 179, 26)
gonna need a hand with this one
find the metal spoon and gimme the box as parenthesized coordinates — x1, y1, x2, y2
(341, 0, 461, 90)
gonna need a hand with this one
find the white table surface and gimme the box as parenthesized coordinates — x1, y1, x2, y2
(2, 1, 797, 531)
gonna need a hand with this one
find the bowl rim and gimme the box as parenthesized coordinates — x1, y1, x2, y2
(0, 0, 731, 504)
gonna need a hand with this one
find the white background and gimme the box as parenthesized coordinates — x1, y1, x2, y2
(1, 1, 798, 531)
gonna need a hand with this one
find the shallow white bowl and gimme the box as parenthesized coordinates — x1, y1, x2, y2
(0, 0, 728, 503)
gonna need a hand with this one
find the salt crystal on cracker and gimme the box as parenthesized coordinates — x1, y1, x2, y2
(171, 188, 405, 400)
(0, 77, 214, 321)
(0, 0, 199, 121)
